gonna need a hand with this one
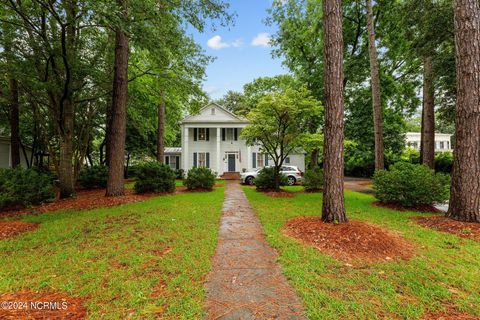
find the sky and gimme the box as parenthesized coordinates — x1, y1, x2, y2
(188, 0, 288, 99)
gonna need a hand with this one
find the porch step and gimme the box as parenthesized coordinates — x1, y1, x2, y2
(221, 172, 240, 180)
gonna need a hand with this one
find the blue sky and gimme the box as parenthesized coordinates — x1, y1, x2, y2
(189, 0, 288, 99)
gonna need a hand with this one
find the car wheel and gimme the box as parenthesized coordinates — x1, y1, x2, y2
(246, 176, 255, 185)
(287, 176, 296, 186)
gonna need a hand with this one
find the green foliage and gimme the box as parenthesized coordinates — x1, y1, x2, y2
(254, 167, 288, 191)
(175, 169, 185, 179)
(373, 162, 450, 207)
(435, 152, 453, 173)
(0, 168, 54, 210)
(78, 165, 108, 189)
(303, 167, 323, 192)
(134, 162, 176, 193)
(183, 167, 216, 191)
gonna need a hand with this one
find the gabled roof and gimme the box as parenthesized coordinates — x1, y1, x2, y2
(181, 102, 249, 124)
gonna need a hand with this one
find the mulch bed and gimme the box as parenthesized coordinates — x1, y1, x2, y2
(0, 222, 39, 240)
(372, 201, 442, 213)
(263, 190, 296, 198)
(412, 216, 480, 241)
(0, 291, 86, 319)
(283, 217, 414, 262)
(1, 189, 155, 218)
(422, 304, 480, 320)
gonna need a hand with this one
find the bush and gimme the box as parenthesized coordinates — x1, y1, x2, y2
(134, 162, 176, 193)
(254, 167, 287, 190)
(0, 167, 55, 210)
(183, 167, 216, 191)
(373, 162, 450, 207)
(78, 165, 108, 189)
(303, 167, 323, 192)
(175, 169, 184, 180)
(435, 152, 453, 173)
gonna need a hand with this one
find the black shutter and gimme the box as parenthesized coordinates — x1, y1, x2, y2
(222, 128, 226, 141)
(165, 156, 169, 165)
(265, 154, 268, 166)
(206, 153, 210, 168)
(234, 128, 238, 141)
(252, 152, 256, 168)
(193, 152, 197, 167)
(194, 128, 197, 141)
(206, 128, 210, 141)
(176, 156, 180, 170)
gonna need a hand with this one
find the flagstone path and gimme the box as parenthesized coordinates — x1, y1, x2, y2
(205, 181, 307, 319)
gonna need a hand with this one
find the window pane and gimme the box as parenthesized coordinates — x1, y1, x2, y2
(226, 128, 234, 140)
(199, 152, 206, 167)
(256, 153, 264, 168)
(198, 128, 206, 140)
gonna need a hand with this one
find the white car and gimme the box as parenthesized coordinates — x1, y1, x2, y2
(240, 166, 304, 186)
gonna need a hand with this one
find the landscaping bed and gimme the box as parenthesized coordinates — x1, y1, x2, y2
(0, 291, 86, 319)
(412, 216, 480, 241)
(283, 216, 413, 262)
(372, 201, 442, 213)
(0, 221, 38, 240)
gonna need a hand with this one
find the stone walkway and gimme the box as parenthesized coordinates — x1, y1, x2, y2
(205, 181, 306, 319)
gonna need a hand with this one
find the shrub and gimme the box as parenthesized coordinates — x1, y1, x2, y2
(78, 165, 108, 189)
(373, 162, 450, 207)
(303, 167, 323, 192)
(0, 167, 55, 210)
(183, 167, 216, 191)
(435, 152, 453, 173)
(175, 169, 184, 180)
(134, 162, 176, 193)
(254, 167, 287, 190)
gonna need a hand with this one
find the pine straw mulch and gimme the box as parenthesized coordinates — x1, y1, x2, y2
(0, 221, 39, 240)
(283, 217, 414, 263)
(372, 201, 442, 213)
(412, 216, 480, 241)
(422, 303, 480, 320)
(0, 290, 86, 319)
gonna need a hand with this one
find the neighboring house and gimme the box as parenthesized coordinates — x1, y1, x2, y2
(405, 132, 453, 152)
(0, 136, 32, 168)
(164, 103, 305, 176)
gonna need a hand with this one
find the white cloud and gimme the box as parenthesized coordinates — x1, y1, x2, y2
(251, 32, 271, 47)
(207, 35, 230, 50)
(203, 85, 220, 95)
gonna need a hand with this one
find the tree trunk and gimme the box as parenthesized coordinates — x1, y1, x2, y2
(420, 55, 435, 169)
(9, 79, 21, 168)
(156, 93, 165, 163)
(106, 0, 129, 197)
(447, 0, 480, 222)
(322, 0, 347, 223)
(366, 0, 384, 171)
(310, 148, 319, 169)
(57, 98, 75, 198)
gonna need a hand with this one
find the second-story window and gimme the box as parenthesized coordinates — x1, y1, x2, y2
(198, 128, 206, 141)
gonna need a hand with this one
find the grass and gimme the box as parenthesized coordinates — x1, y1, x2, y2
(243, 187, 480, 320)
(0, 188, 224, 319)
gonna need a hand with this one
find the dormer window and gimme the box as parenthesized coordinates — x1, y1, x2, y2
(211, 108, 215, 115)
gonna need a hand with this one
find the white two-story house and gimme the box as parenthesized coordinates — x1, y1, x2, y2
(164, 103, 305, 176)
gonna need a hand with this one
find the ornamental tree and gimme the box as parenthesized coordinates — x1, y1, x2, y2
(241, 88, 322, 191)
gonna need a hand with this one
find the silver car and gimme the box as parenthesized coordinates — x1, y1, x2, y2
(240, 166, 304, 186)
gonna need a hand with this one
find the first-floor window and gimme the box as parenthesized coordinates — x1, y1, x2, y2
(285, 156, 290, 164)
(256, 153, 264, 168)
(440, 141, 445, 149)
(165, 155, 180, 170)
(194, 152, 209, 168)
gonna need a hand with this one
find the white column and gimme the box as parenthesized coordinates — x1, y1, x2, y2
(216, 127, 221, 176)
(247, 146, 252, 171)
(183, 126, 189, 171)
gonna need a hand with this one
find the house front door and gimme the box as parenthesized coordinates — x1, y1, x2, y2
(227, 154, 236, 172)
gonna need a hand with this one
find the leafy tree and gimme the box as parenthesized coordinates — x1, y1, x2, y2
(241, 88, 321, 191)
(214, 90, 247, 114)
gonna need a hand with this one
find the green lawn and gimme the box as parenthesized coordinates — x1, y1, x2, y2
(244, 187, 480, 320)
(0, 188, 224, 319)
